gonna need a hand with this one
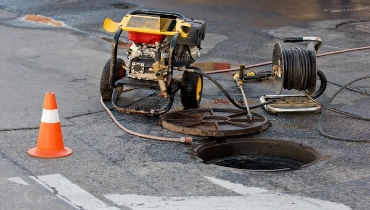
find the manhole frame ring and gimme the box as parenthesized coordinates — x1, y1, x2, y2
(194, 138, 322, 172)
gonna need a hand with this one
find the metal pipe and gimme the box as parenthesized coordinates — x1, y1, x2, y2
(238, 84, 253, 120)
(205, 45, 370, 75)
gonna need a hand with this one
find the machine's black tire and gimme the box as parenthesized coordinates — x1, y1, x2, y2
(181, 70, 203, 109)
(100, 58, 126, 101)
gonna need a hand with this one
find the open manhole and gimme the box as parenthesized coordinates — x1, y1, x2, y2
(195, 138, 320, 171)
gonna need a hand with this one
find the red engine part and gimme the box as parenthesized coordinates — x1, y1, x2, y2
(128, 32, 164, 44)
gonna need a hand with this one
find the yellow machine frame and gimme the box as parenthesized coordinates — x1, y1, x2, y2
(103, 13, 191, 38)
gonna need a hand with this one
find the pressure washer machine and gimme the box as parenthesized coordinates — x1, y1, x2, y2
(100, 10, 206, 115)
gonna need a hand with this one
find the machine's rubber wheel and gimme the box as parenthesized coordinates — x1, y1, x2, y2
(181, 69, 203, 109)
(100, 58, 126, 101)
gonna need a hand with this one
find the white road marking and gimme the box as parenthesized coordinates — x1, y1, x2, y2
(104, 193, 351, 210)
(204, 176, 268, 195)
(26, 174, 351, 210)
(7, 177, 29, 185)
(30, 174, 120, 210)
(104, 176, 351, 210)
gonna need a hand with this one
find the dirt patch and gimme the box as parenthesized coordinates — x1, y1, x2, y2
(24, 14, 63, 27)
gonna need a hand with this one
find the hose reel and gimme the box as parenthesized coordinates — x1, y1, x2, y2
(272, 36, 323, 95)
(262, 36, 327, 113)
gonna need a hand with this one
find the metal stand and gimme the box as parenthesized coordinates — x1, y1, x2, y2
(259, 94, 321, 113)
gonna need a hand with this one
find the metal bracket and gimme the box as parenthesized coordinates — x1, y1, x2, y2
(259, 94, 321, 113)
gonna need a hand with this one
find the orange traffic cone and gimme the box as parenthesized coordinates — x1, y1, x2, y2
(28, 92, 73, 158)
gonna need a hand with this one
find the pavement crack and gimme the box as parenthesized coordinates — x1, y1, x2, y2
(65, 110, 106, 120)
(0, 151, 36, 177)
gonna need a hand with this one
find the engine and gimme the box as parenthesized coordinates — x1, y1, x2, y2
(127, 41, 168, 81)
(126, 40, 201, 81)
(126, 18, 206, 81)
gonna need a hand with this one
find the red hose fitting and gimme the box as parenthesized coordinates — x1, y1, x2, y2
(181, 137, 193, 144)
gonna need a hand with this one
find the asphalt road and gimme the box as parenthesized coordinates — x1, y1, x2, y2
(1, 1, 370, 210)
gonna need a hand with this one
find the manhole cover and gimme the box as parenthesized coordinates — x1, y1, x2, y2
(195, 138, 320, 171)
(160, 108, 270, 137)
(337, 21, 370, 34)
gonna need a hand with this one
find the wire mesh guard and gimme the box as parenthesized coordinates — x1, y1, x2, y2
(160, 108, 270, 137)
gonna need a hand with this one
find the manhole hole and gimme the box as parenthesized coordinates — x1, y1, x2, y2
(111, 3, 137, 9)
(195, 138, 320, 171)
(160, 108, 270, 137)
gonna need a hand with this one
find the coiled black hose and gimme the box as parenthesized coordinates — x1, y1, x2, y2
(282, 47, 317, 93)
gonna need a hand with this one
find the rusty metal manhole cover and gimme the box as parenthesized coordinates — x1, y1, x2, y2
(160, 108, 270, 137)
(195, 138, 321, 171)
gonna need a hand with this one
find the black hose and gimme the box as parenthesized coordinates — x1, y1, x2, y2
(186, 68, 282, 110)
(111, 81, 180, 116)
(319, 75, 370, 142)
(327, 80, 370, 96)
(310, 69, 327, 99)
(281, 47, 317, 93)
(109, 28, 123, 88)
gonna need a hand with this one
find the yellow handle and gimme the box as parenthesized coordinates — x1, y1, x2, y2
(103, 18, 120, 33)
(176, 22, 192, 37)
